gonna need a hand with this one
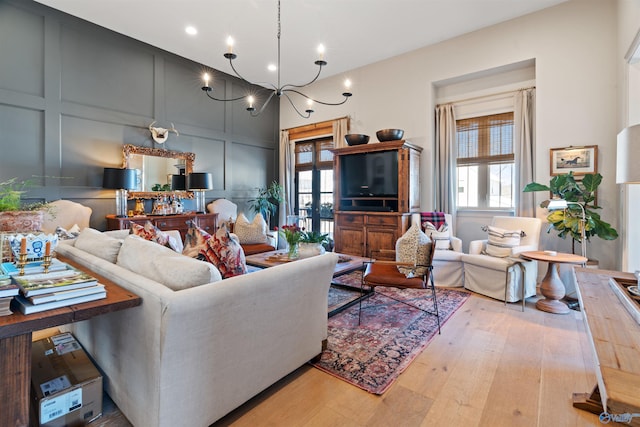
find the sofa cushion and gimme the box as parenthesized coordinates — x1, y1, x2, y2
(234, 212, 268, 244)
(484, 225, 524, 258)
(395, 222, 432, 277)
(130, 220, 181, 251)
(117, 235, 221, 290)
(74, 228, 122, 263)
(183, 223, 247, 278)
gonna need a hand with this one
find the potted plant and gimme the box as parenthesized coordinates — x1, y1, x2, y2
(523, 172, 618, 256)
(248, 181, 284, 227)
(0, 177, 48, 232)
(298, 230, 329, 258)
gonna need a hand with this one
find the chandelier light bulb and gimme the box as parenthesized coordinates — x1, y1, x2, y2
(203, 73, 210, 87)
(226, 36, 234, 54)
(268, 63, 277, 72)
(344, 79, 352, 89)
(248, 96, 255, 108)
(317, 44, 325, 61)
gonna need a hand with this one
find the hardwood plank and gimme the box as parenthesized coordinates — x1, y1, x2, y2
(210, 293, 606, 427)
(0, 333, 31, 427)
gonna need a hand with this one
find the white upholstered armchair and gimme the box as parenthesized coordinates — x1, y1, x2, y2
(41, 200, 92, 234)
(461, 216, 542, 303)
(411, 213, 464, 287)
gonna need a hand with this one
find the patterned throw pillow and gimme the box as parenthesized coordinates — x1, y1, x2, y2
(395, 222, 433, 277)
(234, 212, 268, 244)
(422, 221, 451, 250)
(183, 222, 247, 278)
(483, 225, 524, 257)
(130, 221, 180, 252)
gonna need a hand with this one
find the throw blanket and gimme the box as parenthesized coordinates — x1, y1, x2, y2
(420, 212, 446, 231)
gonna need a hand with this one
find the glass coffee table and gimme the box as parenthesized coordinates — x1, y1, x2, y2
(245, 250, 372, 316)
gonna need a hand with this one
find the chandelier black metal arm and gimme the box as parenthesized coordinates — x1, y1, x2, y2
(200, 0, 352, 119)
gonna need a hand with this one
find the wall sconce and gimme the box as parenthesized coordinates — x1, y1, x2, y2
(103, 168, 137, 217)
(187, 172, 213, 213)
(617, 124, 640, 183)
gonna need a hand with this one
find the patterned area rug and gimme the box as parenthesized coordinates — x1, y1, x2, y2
(311, 285, 470, 394)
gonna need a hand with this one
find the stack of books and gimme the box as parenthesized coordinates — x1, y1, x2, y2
(3, 262, 107, 315)
(0, 273, 18, 316)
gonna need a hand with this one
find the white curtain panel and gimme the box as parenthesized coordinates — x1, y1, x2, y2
(514, 88, 536, 217)
(278, 129, 295, 227)
(434, 104, 457, 215)
(332, 117, 349, 149)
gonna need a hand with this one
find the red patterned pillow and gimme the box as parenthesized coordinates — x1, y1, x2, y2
(183, 223, 247, 278)
(130, 221, 180, 251)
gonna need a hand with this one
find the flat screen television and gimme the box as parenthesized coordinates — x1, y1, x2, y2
(341, 151, 398, 198)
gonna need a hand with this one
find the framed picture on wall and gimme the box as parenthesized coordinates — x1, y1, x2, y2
(549, 145, 598, 176)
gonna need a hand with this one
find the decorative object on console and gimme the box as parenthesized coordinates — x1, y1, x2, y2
(148, 121, 178, 144)
(8, 233, 58, 260)
(103, 168, 136, 218)
(376, 128, 404, 142)
(344, 134, 369, 146)
(200, 0, 352, 118)
(187, 172, 213, 214)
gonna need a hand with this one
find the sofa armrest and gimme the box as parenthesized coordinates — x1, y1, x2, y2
(450, 236, 463, 252)
(468, 239, 487, 255)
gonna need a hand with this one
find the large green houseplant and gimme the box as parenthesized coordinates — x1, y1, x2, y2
(248, 181, 284, 226)
(523, 172, 618, 254)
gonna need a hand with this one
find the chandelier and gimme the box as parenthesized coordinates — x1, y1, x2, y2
(201, 0, 352, 118)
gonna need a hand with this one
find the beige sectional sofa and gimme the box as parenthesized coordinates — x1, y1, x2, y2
(55, 228, 338, 427)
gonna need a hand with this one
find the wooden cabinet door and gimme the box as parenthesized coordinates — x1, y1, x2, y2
(365, 227, 398, 259)
(335, 226, 364, 256)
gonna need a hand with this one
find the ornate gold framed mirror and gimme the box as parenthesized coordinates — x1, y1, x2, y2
(122, 144, 195, 199)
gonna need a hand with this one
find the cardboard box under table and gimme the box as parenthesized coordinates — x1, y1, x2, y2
(31, 332, 102, 426)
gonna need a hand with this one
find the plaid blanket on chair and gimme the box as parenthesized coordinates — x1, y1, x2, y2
(420, 212, 447, 231)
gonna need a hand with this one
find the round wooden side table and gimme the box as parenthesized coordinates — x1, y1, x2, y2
(520, 251, 588, 314)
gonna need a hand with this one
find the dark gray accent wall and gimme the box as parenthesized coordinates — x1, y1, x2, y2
(0, 0, 279, 230)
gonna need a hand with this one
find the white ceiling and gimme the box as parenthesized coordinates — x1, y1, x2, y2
(35, 0, 567, 87)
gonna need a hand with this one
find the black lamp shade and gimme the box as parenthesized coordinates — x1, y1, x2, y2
(171, 174, 186, 191)
(188, 172, 213, 190)
(103, 168, 137, 190)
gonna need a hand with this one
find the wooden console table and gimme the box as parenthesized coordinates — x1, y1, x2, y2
(0, 256, 142, 427)
(573, 267, 640, 424)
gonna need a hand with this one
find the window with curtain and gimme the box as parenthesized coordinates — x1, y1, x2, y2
(456, 112, 515, 209)
(294, 137, 335, 236)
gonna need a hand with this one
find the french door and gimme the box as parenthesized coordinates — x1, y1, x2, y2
(294, 137, 334, 237)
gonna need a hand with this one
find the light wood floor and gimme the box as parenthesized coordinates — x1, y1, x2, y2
(212, 293, 602, 427)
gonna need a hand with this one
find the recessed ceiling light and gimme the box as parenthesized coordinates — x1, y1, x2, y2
(267, 64, 277, 72)
(185, 26, 198, 36)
